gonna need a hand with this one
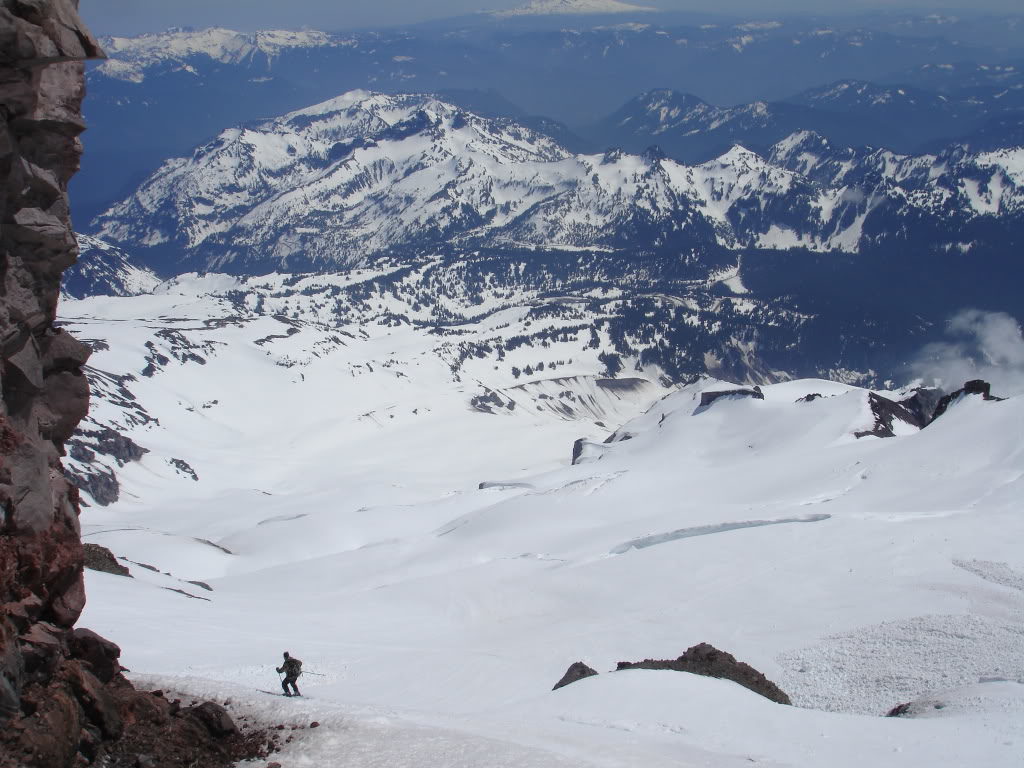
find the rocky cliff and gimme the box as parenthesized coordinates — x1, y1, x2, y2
(0, 4, 266, 766)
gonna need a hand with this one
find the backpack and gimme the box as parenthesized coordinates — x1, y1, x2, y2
(290, 658, 303, 675)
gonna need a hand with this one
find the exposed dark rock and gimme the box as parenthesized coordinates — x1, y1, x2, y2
(68, 663, 123, 739)
(930, 379, 1004, 423)
(854, 392, 926, 439)
(186, 701, 238, 738)
(82, 542, 131, 577)
(898, 386, 945, 426)
(194, 537, 232, 555)
(169, 457, 198, 481)
(571, 437, 585, 464)
(470, 388, 512, 414)
(76, 426, 148, 466)
(66, 462, 120, 505)
(552, 661, 598, 691)
(65, 424, 149, 505)
(699, 386, 764, 408)
(885, 698, 946, 717)
(616, 643, 791, 705)
(796, 393, 822, 403)
(69, 628, 122, 683)
(595, 377, 646, 392)
(162, 587, 212, 602)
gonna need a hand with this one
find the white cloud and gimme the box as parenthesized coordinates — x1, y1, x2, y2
(912, 309, 1024, 397)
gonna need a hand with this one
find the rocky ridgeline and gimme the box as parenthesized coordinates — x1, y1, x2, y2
(0, 3, 269, 766)
(552, 643, 792, 705)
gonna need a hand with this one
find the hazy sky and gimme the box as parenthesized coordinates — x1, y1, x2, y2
(79, 0, 1020, 37)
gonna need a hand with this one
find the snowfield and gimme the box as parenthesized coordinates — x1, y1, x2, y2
(62, 281, 1024, 767)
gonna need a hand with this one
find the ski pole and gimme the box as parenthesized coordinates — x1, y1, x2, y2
(303, 671, 326, 677)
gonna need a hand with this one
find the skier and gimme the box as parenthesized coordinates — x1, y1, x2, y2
(276, 651, 302, 697)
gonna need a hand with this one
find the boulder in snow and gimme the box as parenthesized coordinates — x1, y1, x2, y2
(553, 661, 599, 690)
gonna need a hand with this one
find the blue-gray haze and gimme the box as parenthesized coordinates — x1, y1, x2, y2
(82, 0, 1021, 36)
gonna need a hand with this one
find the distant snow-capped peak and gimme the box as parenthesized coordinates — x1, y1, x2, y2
(493, 0, 656, 17)
(96, 27, 341, 82)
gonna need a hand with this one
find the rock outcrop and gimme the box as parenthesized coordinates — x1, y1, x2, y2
(0, 4, 268, 766)
(853, 391, 926, 439)
(82, 542, 130, 577)
(552, 661, 598, 691)
(1, 0, 103, 744)
(616, 643, 792, 705)
(929, 379, 1004, 423)
(698, 386, 764, 408)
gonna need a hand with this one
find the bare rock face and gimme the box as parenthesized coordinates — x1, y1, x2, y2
(929, 378, 1004, 423)
(0, 5, 269, 767)
(1, 0, 102, 754)
(82, 542, 131, 576)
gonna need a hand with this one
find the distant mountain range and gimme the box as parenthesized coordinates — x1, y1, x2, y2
(90, 91, 1024, 277)
(67, 16, 1024, 393)
(76, 89, 1024, 391)
(585, 78, 1024, 162)
(76, 18, 1023, 221)
(492, 0, 656, 16)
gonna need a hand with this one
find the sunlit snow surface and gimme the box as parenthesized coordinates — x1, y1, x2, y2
(64, 283, 1024, 767)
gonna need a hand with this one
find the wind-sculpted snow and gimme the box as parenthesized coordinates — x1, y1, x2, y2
(92, 91, 1024, 275)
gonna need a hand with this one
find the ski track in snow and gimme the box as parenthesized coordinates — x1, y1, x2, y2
(777, 614, 1024, 715)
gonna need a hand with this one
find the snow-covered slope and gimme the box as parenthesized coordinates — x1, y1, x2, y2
(493, 0, 656, 17)
(59, 267, 685, 508)
(90, 90, 1024, 274)
(64, 276, 1024, 765)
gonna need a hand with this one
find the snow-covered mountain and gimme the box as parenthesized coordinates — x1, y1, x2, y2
(77, 18, 994, 222)
(91, 90, 1024, 276)
(95, 27, 342, 84)
(492, 0, 656, 17)
(587, 82, 1024, 162)
(63, 270, 1024, 764)
(63, 234, 161, 299)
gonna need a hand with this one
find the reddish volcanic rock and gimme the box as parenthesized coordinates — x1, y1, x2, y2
(0, 4, 275, 767)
